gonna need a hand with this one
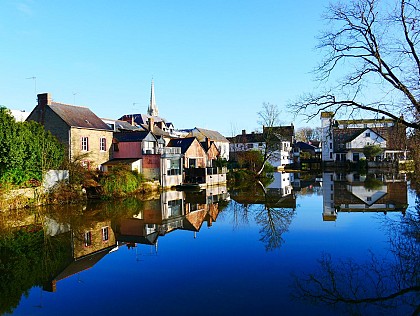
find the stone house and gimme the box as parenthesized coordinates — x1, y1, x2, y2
(26, 93, 113, 169)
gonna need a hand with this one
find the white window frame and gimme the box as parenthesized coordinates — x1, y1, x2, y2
(81, 136, 89, 151)
(100, 137, 106, 151)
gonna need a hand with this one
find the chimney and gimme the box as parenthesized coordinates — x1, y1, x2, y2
(242, 129, 246, 135)
(37, 93, 52, 125)
(37, 93, 52, 107)
(148, 117, 154, 133)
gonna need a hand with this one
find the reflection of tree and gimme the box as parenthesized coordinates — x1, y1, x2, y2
(255, 206, 294, 252)
(230, 181, 296, 251)
(293, 198, 420, 315)
(231, 200, 250, 230)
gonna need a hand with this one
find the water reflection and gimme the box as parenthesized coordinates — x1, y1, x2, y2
(293, 202, 419, 315)
(321, 172, 408, 221)
(0, 186, 229, 314)
(0, 172, 417, 315)
(230, 172, 296, 251)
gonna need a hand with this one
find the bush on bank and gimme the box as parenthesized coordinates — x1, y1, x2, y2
(99, 168, 145, 198)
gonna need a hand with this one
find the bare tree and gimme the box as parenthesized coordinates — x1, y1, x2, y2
(291, 0, 420, 131)
(256, 102, 282, 176)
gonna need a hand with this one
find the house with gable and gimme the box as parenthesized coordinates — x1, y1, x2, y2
(320, 112, 407, 163)
(103, 130, 183, 187)
(167, 137, 227, 186)
(228, 126, 294, 169)
(187, 127, 230, 161)
(26, 93, 113, 169)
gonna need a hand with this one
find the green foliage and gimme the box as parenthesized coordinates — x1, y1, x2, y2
(363, 144, 383, 160)
(99, 168, 145, 198)
(0, 108, 64, 185)
(0, 228, 72, 314)
(364, 176, 384, 190)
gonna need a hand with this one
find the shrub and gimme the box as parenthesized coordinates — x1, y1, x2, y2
(99, 168, 145, 198)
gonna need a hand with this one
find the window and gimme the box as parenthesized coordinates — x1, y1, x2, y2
(329, 142, 332, 149)
(247, 143, 253, 149)
(100, 137, 106, 151)
(329, 152, 333, 159)
(84, 231, 92, 247)
(102, 227, 109, 242)
(81, 137, 89, 151)
(365, 132, 370, 137)
(113, 143, 119, 152)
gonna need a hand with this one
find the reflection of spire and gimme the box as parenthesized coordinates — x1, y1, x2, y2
(147, 79, 159, 117)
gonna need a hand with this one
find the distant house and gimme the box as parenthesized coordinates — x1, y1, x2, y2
(101, 118, 144, 132)
(26, 93, 113, 169)
(187, 127, 230, 161)
(228, 126, 294, 169)
(9, 109, 30, 122)
(167, 137, 207, 169)
(320, 112, 407, 163)
(167, 137, 227, 186)
(108, 130, 182, 187)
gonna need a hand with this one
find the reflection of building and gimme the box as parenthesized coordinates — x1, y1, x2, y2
(44, 217, 118, 292)
(115, 186, 229, 247)
(231, 173, 296, 209)
(267, 172, 294, 197)
(322, 172, 408, 221)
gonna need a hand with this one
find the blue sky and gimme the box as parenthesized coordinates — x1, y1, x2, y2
(0, 0, 330, 136)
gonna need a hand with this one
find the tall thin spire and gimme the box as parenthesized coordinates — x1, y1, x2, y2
(147, 79, 159, 117)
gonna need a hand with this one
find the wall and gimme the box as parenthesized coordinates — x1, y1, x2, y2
(27, 106, 70, 145)
(142, 154, 160, 180)
(113, 142, 141, 159)
(185, 140, 207, 168)
(70, 127, 113, 169)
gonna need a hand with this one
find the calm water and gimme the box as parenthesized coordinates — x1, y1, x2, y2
(1, 172, 418, 316)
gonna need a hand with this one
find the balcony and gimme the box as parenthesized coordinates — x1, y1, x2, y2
(157, 147, 182, 155)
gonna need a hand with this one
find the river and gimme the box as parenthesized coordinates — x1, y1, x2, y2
(0, 171, 418, 315)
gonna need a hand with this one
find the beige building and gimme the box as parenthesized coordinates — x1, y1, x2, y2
(27, 93, 113, 169)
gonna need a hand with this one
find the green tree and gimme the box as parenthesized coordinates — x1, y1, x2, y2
(0, 107, 64, 185)
(363, 144, 384, 161)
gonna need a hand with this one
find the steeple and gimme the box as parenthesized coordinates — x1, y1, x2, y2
(147, 79, 159, 117)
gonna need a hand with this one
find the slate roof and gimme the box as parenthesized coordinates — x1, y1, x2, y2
(102, 158, 141, 165)
(118, 113, 167, 126)
(192, 127, 229, 142)
(295, 141, 317, 151)
(263, 126, 294, 142)
(49, 102, 111, 130)
(113, 131, 152, 142)
(227, 132, 264, 144)
(115, 120, 144, 131)
(167, 137, 197, 154)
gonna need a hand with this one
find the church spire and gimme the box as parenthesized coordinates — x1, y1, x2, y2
(147, 79, 159, 117)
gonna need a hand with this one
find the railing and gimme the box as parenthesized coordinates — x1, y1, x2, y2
(206, 166, 228, 175)
(157, 147, 182, 155)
